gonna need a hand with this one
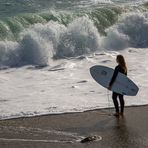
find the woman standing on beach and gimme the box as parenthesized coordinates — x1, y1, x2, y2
(108, 55, 127, 117)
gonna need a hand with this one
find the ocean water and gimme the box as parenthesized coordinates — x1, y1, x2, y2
(0, 0, 148, 120)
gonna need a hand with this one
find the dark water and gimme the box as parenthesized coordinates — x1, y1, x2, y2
(0, 0, 145, 18)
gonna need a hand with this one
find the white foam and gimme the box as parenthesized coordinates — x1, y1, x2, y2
(0, 48, 148, 120)
(0, 12, 148, 119)
(90, 0, 113, 4)
(0, 17, 102, 67)
(0, 41, 19, 67)
(0, 12, 148, 67)
(56, 16, 101, 58)
(102, 12, 148, 50)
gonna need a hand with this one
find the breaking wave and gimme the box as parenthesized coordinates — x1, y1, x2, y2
(0, 7, 121, 41)
(0, 17, 101, 67)
(0, 6, 148, 67)
(102, 12, 148, 50)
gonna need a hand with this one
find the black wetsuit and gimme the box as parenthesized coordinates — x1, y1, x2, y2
(109, 65, 127, 113)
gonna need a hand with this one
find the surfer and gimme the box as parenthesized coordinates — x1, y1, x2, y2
(108, 55, 127, 117)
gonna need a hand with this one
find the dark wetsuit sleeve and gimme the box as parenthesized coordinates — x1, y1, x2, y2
(109, 66, 119, 87)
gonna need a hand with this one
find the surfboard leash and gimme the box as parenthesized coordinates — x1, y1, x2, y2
(107, 89, 112, 116)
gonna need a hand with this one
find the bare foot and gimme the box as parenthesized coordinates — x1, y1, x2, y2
(120, 112, 124, 117)
(113, 112, 119, 117)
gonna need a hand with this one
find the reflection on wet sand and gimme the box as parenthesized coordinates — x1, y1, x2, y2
(111, 116, 143, 148)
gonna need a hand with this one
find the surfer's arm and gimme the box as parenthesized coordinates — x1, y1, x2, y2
(109, 66, 119, 87)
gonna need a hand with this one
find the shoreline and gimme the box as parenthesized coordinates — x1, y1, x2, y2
(0, 105, 148, 148)
(1, 104, 148, 121)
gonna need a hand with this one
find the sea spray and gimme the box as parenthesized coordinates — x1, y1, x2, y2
(55, 17, 101, 58)
(102, 12, 148, 50)
(0, 7, 121, 41)
(0, 17, 101, 67)
(0, 12, 148, 67)
(0, 41, 19, 67)
(19, 32, 50, 66)
(0, 21, 66, 67)
(101, 28, 129, 50)
(19, 21, 66, 66)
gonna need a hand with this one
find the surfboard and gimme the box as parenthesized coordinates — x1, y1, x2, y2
(90, 65, 139, 96)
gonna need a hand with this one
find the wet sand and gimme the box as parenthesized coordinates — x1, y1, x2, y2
(0, 106, 148, 148)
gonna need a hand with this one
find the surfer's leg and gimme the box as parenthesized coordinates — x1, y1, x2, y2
(119, 95, 125, 113)
(112, 92, 119, 113)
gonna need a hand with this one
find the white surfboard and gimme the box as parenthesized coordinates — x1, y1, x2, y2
(90, 65, 139, 96)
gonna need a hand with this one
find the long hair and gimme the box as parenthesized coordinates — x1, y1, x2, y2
(117, 55, 127, 73)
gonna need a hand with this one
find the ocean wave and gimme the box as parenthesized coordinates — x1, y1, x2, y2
(102, 12, 148, 50)
(0, 41, 19, 67)
(55, 17, 101, 58)
(0, 6, 122, 41)
(0, 17, 101, 67)
(0, 11, 148, 67)
(0, 3, 147, 41)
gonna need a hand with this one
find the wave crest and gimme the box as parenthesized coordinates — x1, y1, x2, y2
(0, 12, 148, 67)
(0, 17, 101, 67)
(55, 17, 101, 58)
(102, 13, 148, 50)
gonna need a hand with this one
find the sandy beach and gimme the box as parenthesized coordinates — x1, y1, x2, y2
(0, 106, 148, 148)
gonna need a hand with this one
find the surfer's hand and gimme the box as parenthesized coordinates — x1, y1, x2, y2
(108, 86, 111, 90)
